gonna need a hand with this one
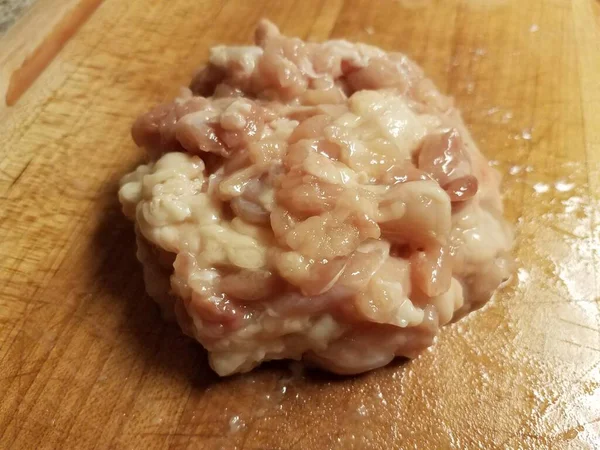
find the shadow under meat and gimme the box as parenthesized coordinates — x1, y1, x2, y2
(91, 170, 218, 389)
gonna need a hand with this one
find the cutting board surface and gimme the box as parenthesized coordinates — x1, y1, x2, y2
(1, 0, 599, 448)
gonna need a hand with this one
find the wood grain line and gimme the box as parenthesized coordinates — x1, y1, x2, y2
(0, 0, 104, 110)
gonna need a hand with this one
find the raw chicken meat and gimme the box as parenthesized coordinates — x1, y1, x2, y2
(119, 20, 513, 376)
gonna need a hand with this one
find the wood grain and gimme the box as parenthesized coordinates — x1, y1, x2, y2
(0, 0, 599, 448)
(0, 0, 103, 109)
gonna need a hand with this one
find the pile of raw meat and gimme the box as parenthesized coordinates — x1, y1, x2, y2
(119, 20, 513, 376)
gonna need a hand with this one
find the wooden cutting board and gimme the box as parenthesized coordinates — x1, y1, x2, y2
(1, 0, 599, 448)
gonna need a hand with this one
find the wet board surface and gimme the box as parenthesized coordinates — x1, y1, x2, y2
(0, 0, 599, 448)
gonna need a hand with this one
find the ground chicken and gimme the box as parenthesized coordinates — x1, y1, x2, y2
(119, 20, 513, 376)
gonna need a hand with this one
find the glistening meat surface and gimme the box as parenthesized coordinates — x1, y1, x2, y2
(119, 20, 513, 376)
